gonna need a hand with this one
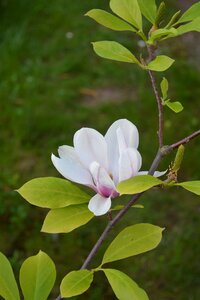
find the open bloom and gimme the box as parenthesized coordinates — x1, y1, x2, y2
(52, 119, 164, 216)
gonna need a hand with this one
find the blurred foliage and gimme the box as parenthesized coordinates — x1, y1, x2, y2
(0, 0, 200, 299)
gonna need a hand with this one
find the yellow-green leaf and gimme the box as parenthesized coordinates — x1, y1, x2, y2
(176, 181, 200, 196)
(165, 10, 181, 29)
(16, 177, 90, 209)
(103, 269, 149, 300)
(148, 28, 177, 43)
(60, 270, 93, 298)
(42, 204, 93, 233)
(102, 223, 164, 264)
(0, 252, 20, 300)
(147, 55, 175, 72)
(172, 145, 185, 172)
(160, 77, 168, 100)
(177, 17, 200, 35)
(117, 175, 162, 195)
(111, 204, 144, 211)
(110, 0, 142, 30)
(137, 0, 157, 23)
(165, 100, 183, 113)
(19, 251, 56, 300)
(92, 41, 140, 64)
(178, 2, 200, 23)
(86, 9, 136, 32)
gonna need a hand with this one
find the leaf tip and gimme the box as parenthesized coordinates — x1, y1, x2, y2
(84, 11, 90, 17)
(41, 225, 46, 233)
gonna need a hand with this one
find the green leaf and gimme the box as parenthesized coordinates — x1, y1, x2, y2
(177, 17, 200, 35)
(103, 269, 149, 300)
(60, 270, 93, 298)
(165, 10, 181, 29)
(117, 175, 162, 195)
(0, 252, 20, 300)
(148, 28, 177, 43)
(42, 204, 93, 233)
(92, 41, 140, 64)
(147, 55, 175, 72)
(165, 100, 184, 113)
(154, 2, 166, 27)
(110, 0, 142, 30)
(172, 145, 185, 172)
(86, 9, 136, 32)
(111, 204, 144, 211)
(19, 251, 56, 300)
(17, 177, 90, 209)
(102, 223, 164, 264)
(176, 181, 200, 196)
(178, 2, 200, 23)
(137, 0, 157, 23)
(160, 77, 168, 100)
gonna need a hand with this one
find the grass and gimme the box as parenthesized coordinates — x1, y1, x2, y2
(0, 0, 200, 299)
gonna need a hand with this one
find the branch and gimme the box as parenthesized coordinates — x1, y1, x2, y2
(147, 46, 164, 148)
(81, 193, 141, 270)
(169, 129, 200, 150)
(79, 150, 162, 272)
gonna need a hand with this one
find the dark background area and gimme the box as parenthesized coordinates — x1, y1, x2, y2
(0, 0, 200, 299)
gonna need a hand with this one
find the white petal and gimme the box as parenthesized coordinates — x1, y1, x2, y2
(74, 128, 108, 170)
(136, 150, 142, 171)
(51, 153, 94, 186)
(58, 145, 75, 159)
(90, 162, 116, 197)
(154, 170, 167, 177)
(116, 127, 127, 155)
(137, 171, 148, 176)
(119, 148, 141, 182)
(105, 119, 139, 182)
(138, 170, 167, 177)
(88, 194, 111, 216)
(105, 119, 139, 150)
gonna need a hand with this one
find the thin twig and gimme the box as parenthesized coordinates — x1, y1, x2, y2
(81, 193, 142, 270)
(80, 150, 162, 271)
(169, 129, 200, 150)
(147, 46, 164, 148)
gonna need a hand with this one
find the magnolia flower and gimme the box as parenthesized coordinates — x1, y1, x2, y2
(52, 119, 165, 216)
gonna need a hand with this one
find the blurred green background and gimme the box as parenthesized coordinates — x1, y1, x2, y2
(0, 0, 200, 299)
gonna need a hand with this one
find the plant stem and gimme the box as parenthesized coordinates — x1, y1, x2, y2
(169, 129, 200, 150)
(147, 45, 164, 148)
(148, 69, 164, 147)
(81, 193, 141, 270)
(80, 150, 162, 271)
